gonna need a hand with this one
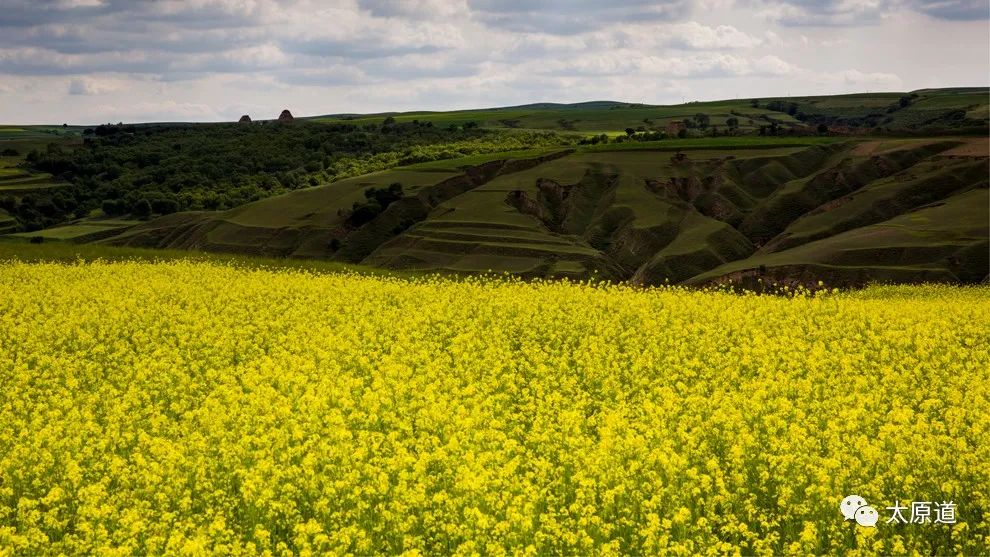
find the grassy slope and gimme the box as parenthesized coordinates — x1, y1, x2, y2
(6, 219, 142, 241)
(95, 135, 989, 285)
(105, 168, 463, 259)
(4, 89, 988, 287)
(689, 188, 990, 286)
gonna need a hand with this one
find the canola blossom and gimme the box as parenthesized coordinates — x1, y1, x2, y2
(0, 261, 987, 555)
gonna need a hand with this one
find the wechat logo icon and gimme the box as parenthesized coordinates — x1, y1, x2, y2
(841, 495, 879, 527)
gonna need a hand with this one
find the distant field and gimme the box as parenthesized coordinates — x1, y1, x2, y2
(0, 125, 85, 140)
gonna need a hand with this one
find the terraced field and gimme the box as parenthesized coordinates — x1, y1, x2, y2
(0, 174, 64, 195)
(6, 219, 141, 242)
(0, 137, 71, 197)
(103, 136, 988, 286)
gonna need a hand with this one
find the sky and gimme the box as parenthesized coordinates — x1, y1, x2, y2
(0, 0, 987, 124)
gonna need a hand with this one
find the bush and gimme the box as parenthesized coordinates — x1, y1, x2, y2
(364, 183, 403, 207)
(150, 198, 180, 215)
(0, 196, 16, 212)
(349, 201, 381, 226)
(132, 199, 152, 218)
(102, 199, 128, 217)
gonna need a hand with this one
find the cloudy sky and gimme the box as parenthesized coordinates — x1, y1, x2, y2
(0, 0, 987, 124)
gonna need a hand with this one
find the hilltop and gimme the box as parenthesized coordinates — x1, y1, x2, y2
(310, 88, 989, 136)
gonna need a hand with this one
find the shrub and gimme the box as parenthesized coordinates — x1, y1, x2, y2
(132, 199, 152, 218)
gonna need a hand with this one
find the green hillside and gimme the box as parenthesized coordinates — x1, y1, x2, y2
(312, 88, 989, 135)
(4, 88, 988, 287)
(100, 135, 988, 286)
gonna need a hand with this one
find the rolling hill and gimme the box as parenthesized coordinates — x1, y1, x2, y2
(4, 88, 988, 287)
(311, 88, 989, 136)
(101, 136, 988, 286)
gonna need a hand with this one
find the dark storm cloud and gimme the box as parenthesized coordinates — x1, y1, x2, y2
(467, 0, 692, 34)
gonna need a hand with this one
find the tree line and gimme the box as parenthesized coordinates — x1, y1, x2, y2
(4, 120, 564, 231)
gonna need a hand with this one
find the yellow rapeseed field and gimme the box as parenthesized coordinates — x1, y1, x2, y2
(0, 261, 987, 556)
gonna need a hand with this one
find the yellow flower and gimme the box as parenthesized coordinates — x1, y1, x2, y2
(0, 261, 986, 554)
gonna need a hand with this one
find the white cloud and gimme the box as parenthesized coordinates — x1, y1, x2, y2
(94, 100, 222, 122)
(68, 76, 119, 95)
(0, 0, 983, 122)
(835, 68, 903, 87)
(667, 22, 765, 49)
(538, 51, 798, 78)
